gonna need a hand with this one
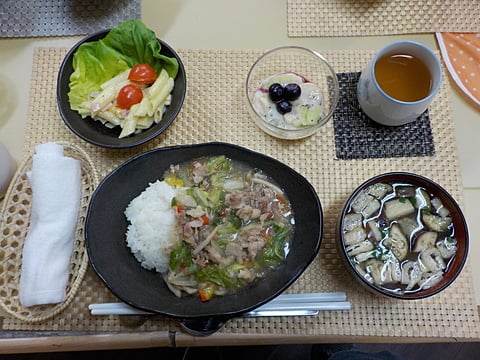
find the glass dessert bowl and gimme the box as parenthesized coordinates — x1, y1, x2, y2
(246, 46, 339, 140)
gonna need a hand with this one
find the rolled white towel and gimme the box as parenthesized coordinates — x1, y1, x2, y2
(19, 142, 81, 307)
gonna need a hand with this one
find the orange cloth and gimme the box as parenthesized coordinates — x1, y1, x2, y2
(436, 33, 480, 108)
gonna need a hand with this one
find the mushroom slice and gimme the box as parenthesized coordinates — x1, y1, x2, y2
(396, 186, 416, 198)
(355, 264, 374, 284)
(422, 212, 452, 232)
(413, 231, 438, 252)
(384, 198, 415, 221)
(366, 182, 393, 199)
(415, 189, 432, 210)
(351, 191, 375, 214)
(436, 238, 458, 259)
(354, 249, 377, 263)
(365, 259, 399, 285)
(419, 247, 446, 272)
(387, 256, 402, 283)
(367, 220, 383, 242)
(401, 261, 424, 290)
(431, 197, 450, 218)
(384, 224, 408, 261)
(346, 239, 374, 257)
(343, 226, 367, 246)
(361, 198, 381, 218)
(419, 271, 443, 290)
(365, 259, 390, 285)
(343, 212, 363, 232)
(397, 217, 421, 240)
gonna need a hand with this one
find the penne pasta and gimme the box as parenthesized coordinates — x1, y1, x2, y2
(119, 118, 137, 138)
(86, 66, 175, 138)
(133, 69, 171, 117)
(133, 96, 155, 118)
(90, 84, 122, 116)
(147, 69, 169, 97)
(154, 101, 168, 123)
(149, 77, 174, 113)
(100, 69, 130, 90)
(95, 109, 123, 126)
(135, 116, 154, 129)
(90, 88, 115, 115)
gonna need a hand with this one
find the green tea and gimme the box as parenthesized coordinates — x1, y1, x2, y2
(375, 52, 433, 102)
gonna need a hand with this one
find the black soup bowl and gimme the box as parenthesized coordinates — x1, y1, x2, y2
(57, 30, 186, 149)
(85, 142, 323, 335)
(337, 172, 469, 300)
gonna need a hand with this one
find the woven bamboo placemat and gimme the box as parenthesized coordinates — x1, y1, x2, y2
(0, 0, 140, 38)
(287, 0, 480, 37)
(1, 47, 479, 340)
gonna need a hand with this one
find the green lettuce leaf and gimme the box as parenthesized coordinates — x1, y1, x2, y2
(68, 19, 179, 116)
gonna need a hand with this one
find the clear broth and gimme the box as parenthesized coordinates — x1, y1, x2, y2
(343, 181, 457, 295)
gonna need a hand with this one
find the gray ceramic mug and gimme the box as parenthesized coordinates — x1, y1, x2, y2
(357, 41, 442, 126)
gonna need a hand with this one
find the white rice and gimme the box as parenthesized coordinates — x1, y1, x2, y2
(124, 180, 177, 273)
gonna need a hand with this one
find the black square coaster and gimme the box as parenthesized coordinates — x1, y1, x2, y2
(333, 72, 435, 160)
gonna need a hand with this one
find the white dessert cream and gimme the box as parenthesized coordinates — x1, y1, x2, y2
(252, 72, 326, 130)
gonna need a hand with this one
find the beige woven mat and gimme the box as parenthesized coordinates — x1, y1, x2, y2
(287, 0, 480, 37)
(1, 47, 479, 340)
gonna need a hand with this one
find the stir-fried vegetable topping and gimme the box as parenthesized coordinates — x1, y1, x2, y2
(163, 156, 294, 301)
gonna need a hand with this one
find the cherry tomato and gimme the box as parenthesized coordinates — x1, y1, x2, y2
(128, 63, 157, 85)
(116, 84, 143, 109)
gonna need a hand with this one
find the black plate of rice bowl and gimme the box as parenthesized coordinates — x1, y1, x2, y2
(85, 142, 323, 335)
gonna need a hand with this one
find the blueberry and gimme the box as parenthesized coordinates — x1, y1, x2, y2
(268, 83, 284, 102)
(276, 100, 292, 114)
(283, 83, 301, 101)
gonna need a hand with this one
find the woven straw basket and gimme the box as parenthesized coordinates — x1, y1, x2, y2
(0, 142, 98, 322)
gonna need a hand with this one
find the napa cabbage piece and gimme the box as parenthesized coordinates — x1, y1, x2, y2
(68, 19, 179, 117)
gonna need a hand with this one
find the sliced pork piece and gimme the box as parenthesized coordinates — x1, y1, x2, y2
(388, 256, 402, 282)
(354, 249, 377, 263)
(365, 259, 392, 285)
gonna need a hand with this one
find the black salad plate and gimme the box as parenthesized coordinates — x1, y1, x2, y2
(85, 142, 323, 335)
(57, 30, 186, 149)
